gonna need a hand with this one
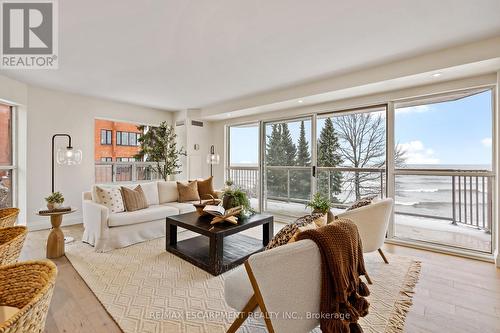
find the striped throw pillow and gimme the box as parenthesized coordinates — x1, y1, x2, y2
(121, 185, 148, 212)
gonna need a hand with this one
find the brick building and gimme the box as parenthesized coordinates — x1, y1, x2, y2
(0, 104, 11, 165)
(94, 119, 143, 162)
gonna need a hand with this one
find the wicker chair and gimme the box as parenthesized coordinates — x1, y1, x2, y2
(0, 260, 57, 333)
(0, 226, 28, 266)
(0, 209, 20, 229)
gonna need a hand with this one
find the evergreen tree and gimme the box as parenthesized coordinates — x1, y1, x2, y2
(265, 124, 286, 197)
(291, 121, 311, 200)
(296, 120, 311, 166)
(265, 124, 283, 166)
(317, 118, 343, 202)
(280, 123, 297, 166)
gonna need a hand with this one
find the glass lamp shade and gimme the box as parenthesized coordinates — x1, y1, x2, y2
(206, 153, 220, 165)
(56, 147, 82, 165)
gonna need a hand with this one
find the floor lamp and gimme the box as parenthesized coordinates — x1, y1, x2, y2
(206, 145, 220, 177)
(52, 134, 82, 193)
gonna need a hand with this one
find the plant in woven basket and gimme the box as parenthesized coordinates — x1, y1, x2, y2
(45, 191, 64, 210)
(306, 192, 334, 223)
(222, 187, 254, 217)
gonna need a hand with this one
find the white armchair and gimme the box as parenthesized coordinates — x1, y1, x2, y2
(225, 239, 322, 333)
(336, 198, 393, 267)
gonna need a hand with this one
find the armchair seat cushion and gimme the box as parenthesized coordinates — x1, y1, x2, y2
(224, 266, 254, 311)
(108, 205, 179, 227)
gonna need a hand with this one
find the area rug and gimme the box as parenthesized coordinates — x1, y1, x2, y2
(65, 235, 421, 333)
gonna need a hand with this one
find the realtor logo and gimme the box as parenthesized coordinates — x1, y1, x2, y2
(1, 0, 58, 69)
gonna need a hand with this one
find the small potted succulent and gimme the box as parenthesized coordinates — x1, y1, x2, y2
(45, 192, 64, 210)
(306, 192, 334, 223)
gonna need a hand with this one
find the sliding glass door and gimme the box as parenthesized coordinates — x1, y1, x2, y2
(225, 87, 495, 255)
(227, 123, 260, 211)
(263, 117, 313, 217)
(393, 89, 494, 253)
(317, 106, 387, 206)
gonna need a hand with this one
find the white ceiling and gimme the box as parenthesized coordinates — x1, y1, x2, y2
(2, 0, 500, 111)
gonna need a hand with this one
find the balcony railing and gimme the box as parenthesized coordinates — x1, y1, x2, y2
(95, 161, 164, 183)
(227, 165, 493, 231)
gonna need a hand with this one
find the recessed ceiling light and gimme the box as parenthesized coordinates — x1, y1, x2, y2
(298, 100, 303, 103)
(431, 73, 442, 78)
(227, 113, 231, 117)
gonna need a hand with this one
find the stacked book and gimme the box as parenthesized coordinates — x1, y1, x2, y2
(38, 207, 72, 214)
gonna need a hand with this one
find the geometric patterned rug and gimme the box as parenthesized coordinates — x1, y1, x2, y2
(65, 233, 421, 333)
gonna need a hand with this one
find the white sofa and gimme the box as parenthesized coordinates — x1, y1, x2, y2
(82, 180, 200, 252)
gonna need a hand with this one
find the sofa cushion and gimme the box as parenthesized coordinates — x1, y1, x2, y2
(177, 181, 200, 202)
(195, 176, 217, 200)
(108, 204, 179, 227)
(162, 202, 197, 214)
(94, 186, 125, 213)
(140, 181, 159, 205)
(121, 185, 148, 212)
(158, 181, 178, 203)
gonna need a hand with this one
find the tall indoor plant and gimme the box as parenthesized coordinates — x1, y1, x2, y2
(136, 121, 186, 181)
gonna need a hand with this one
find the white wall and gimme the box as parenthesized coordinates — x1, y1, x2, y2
(23, 85, 173, 229)
(173, 109, 215, 181)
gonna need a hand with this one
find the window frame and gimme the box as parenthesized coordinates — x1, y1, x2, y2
(100, 129, 112, 145)
(0, 105, 16, 208)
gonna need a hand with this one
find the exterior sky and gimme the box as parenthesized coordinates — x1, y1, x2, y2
(229, 90, 493, 168)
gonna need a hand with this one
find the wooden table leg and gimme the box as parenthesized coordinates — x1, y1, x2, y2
(210, 235, 224, 275)
(166, 222, 177, 249)
(263, 221, 273, 247)
(47, 214, 65, 259)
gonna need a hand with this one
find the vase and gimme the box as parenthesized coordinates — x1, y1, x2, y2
(222, 196, 236, 210)
(47, 202, 61, 210)
(313, 209, 334, 224)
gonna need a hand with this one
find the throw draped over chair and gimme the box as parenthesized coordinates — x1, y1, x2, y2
(0, 260, 57, 333)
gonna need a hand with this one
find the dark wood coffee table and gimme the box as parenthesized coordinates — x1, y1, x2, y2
(166, 212, 274, 275)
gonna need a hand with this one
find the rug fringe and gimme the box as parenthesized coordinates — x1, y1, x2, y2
(385, 260, 422, 333)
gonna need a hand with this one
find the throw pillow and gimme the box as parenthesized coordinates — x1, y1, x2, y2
(177, 181, 200, 202)
(194, 176, 217, 200)
(121, 185, 148, 212)
(347, 196, 376, 211)
(94, 186, 125, 213)
(289, 221, 319, 243)
(265, 212, 324, 250)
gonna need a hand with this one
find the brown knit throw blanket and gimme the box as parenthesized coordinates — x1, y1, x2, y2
(297, 218, 370, 333)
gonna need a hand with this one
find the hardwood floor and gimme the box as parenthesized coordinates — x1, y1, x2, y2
(19, 225, 121, 333)
(19, 224, 500, 333)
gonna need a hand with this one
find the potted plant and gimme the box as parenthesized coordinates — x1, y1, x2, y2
(45, 192, 64, 210)
(306, 193, 334, 223)
(222, 186, 254, 217)
(135, 121, 186, 181)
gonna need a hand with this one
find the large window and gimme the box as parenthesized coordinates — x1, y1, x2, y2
(0, 104, 14, 208)
(317, 106, 386, 205)
(393, 89, 493, 252)
(226, 87, 495, 256)
(227, 123, 260, 211)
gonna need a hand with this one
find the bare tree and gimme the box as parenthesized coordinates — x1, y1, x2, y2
(335, 113, 405, 201)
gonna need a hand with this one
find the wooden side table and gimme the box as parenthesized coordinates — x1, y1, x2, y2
(37, 209, 76, 259)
